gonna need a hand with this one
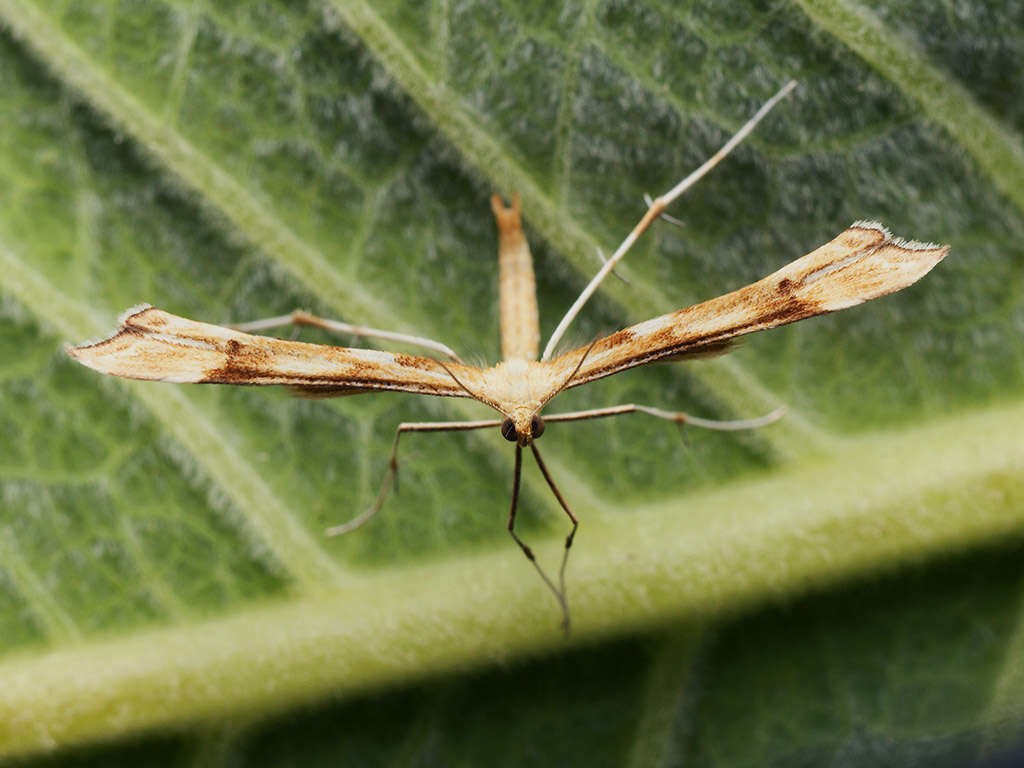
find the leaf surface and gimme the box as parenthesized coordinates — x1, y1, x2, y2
(0, 0, 1022, 763)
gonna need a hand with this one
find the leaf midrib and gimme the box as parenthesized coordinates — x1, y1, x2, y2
(0, 397, 1022, 758)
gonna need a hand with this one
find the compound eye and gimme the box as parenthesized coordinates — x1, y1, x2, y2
(500, 418, 517, 442)
(530, 415, 546, 439)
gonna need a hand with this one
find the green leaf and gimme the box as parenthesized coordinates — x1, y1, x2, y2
(1, 0, 1022, 764)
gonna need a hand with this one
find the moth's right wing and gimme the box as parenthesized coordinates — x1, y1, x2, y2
(68, 306, 484, 399)
(558, 222, 949, 387)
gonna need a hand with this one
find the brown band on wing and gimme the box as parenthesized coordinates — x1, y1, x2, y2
(655, 338, 736, 363)
(559, 223, 949, 387)
(68, 307, 484, 399)
(287, 385, 378, 399)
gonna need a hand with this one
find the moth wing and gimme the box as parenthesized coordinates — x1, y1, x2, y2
(68, 306, 484, 399)
(559, 222, 949, 386)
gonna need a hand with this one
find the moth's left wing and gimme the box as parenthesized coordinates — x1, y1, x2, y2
(559, 222, 948, 387)
(68, 306, 484, 398)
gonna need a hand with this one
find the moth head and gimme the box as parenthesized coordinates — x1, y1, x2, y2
(500, 410, 545, 446)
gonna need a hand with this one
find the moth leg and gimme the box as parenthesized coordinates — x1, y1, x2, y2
(541, 79, 797, 361)
(507, 444, 572, 633)
(642, 193, 686, 228)
(529, 444, 578, 633)
(595, 247, 630, 285)
(543, 404, 787, 432)
(230, 310, 463, 362)
(325, 418, 500, 537)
